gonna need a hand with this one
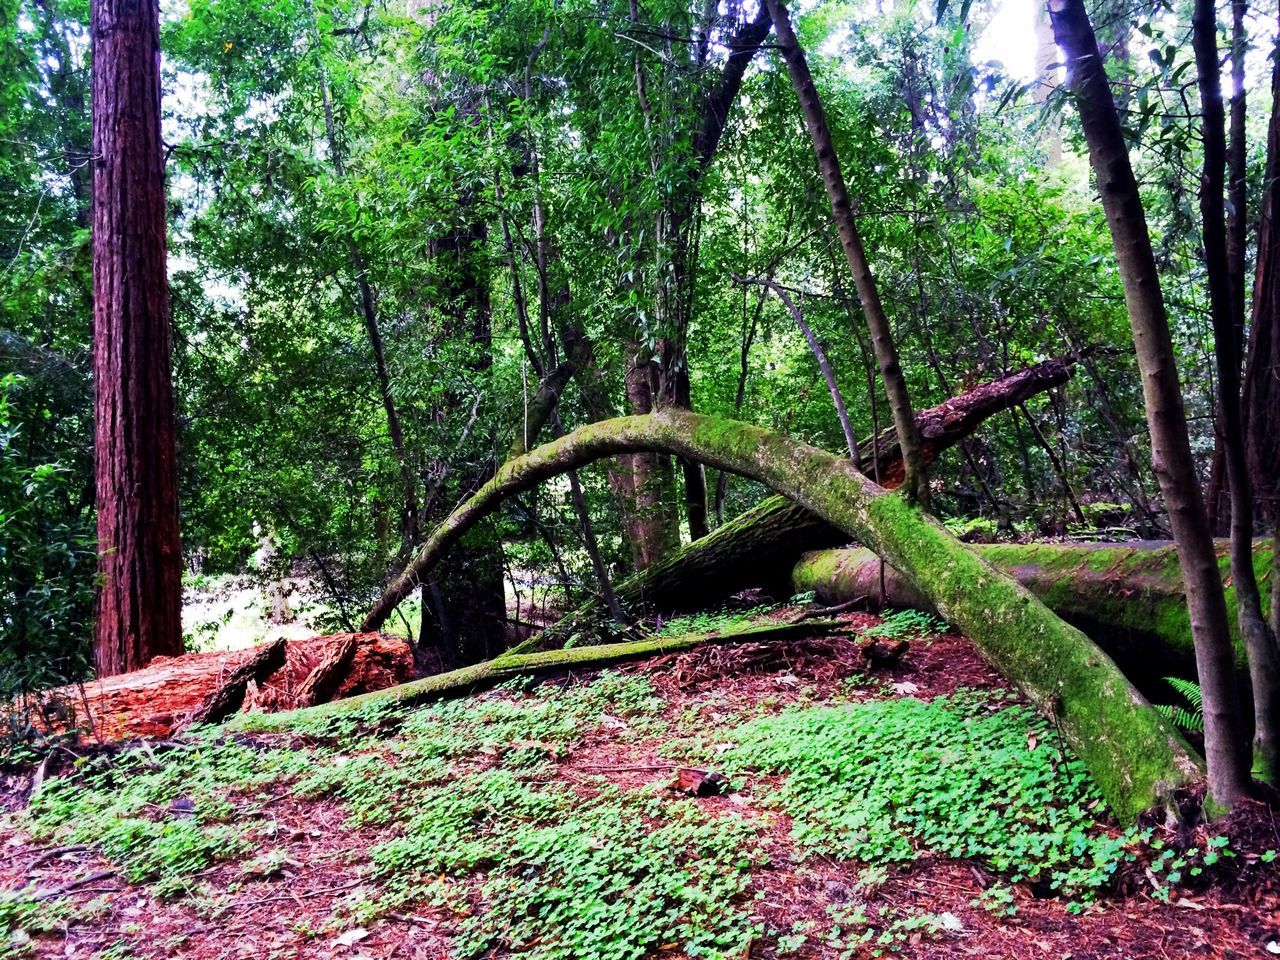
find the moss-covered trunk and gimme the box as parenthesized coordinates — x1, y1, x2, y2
(792, 540, 1274, 689)
(358, 410, 1201, 821)
(230, 619, 843, 732)
(525, 357, 1085, 648)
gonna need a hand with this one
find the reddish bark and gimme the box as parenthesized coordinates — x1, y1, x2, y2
(91, 0, 184, 676)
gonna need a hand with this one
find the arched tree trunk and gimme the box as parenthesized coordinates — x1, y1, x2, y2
(526, 354, 1085, 644)
(361, 410, 1201, 822)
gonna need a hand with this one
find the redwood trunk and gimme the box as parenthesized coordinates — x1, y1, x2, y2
(1051, 0, 1249, 804)
(91, 0, 184, 676)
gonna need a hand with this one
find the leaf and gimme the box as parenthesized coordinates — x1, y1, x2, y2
(334, 928, 369, 948)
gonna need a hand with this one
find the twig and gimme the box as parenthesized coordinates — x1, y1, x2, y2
(30, 869, 117, 902)
(790, 597, 865, 622)
(238, 877, 364, 907)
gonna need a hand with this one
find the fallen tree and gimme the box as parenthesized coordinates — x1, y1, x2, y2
(182, 637, 286, 728)
(524, 355, 1089, 648)
(353, 410, 1198, 821)
(792, 541, 1274, 688)
(294, 634, 358, 708)
(229, 619, 846, 732)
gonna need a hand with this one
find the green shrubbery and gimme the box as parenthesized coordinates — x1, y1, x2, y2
(0, 372, 97, 754)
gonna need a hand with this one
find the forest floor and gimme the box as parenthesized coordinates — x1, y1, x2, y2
(1, 608, 1277, 960)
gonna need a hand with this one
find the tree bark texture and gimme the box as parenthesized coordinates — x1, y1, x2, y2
(184, 637, 287, 728)
(294, 634, 358, 709)
(361, 410, 1203, 821)
(1050, 0, 1250, 806)
(91, 0, 184, 676)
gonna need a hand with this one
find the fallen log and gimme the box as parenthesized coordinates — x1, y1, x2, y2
(792, 540, 1274, 685)
(183, 638, 287, 728)
(229, 619, 846, 732)
(524, 355, 1086, 649)
(353, 410, 1197, 821)
(294, 635, 358, 708)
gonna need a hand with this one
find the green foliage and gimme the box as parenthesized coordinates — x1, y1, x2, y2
(298, 673, 761, 959)
(857, 609, 943, 642)
(26, 737, 315, 886)
(1154, 676, 1205, 733)
(652, 605, 779, 639)
(724, 692, 1138, 898)
(0, 373, 96, 743)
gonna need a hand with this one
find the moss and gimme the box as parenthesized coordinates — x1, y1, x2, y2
(860, 495, 1202, 822)
(230, 619, 844, 735)
(353, 410, 1202, 820)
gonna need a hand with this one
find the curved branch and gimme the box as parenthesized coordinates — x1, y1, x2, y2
(361, 410, 1201, 821)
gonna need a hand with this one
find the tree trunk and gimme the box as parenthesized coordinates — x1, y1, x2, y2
(1244, 16, 1280, 541)
(91, 0, 184, 676)
(525, 355, 1086, 644)
(764, 0, 929, 506)
(1192, 0, 1280, 783)
(793, 541, 1272, 688)
(626, 346, 681, 569)
(359, 410, 1201, 821)
(1050, 0, 1250, 807)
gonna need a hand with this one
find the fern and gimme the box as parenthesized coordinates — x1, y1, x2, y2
(1155, 703, 1205, 732)
(1155, 677, 1204, 732)
(1163, 676, 1203, 710)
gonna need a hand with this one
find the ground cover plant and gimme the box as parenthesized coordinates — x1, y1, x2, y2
(4, 625, 1269, 959)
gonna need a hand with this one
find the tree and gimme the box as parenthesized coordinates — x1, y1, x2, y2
(763, 0, 930, 508)
(90, 0, 183, 675)
(1048, 0, 1250, 806)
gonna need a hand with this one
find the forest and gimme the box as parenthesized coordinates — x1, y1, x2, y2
(2, 0, 1280, 954)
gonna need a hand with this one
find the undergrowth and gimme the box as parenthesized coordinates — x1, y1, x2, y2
(724, 691, 1140, 901)
(9, 668, 1211, 958)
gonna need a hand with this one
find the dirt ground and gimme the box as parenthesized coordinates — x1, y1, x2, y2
(2, 616, 1277, 959)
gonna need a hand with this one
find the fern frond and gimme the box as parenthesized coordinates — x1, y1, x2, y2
(1155, 702, 1204, 732)
(1163, 676, 1203, 709)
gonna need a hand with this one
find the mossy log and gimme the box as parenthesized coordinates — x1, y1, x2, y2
(517, 496, 843, 652)
(354, 410, 1198, 821)
(792, 540, 1274, 687)
(526, 355, 1085, 649)
(228, 619, 844, 733)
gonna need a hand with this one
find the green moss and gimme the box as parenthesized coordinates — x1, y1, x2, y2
(361, 410, 1204, 820)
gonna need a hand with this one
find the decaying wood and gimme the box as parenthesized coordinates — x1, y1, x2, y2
(183, 638, 287, 728)
(294, 635, 358, 708)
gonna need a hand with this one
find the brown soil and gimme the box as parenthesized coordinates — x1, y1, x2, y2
(2, 615, 1277, 959)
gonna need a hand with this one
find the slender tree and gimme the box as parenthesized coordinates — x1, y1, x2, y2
(763, 0, 930, 507)
(1049, 0, 1249, 806)
(1192, 0, 1280, 783)
(90, 0, 184, 674)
